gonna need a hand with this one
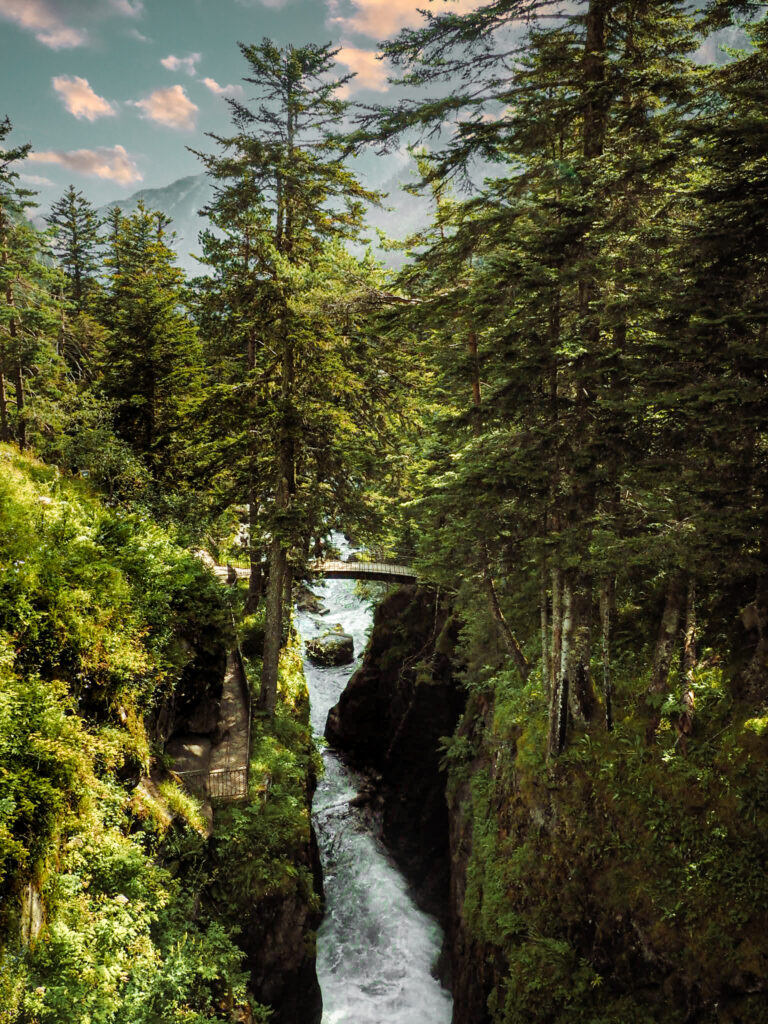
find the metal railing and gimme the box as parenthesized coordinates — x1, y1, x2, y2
(213, 559, 417, 584)
(175, 766, 248, 802)
(309, 559, 416, 582)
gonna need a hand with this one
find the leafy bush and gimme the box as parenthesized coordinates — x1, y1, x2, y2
(0, 444, 272, 1022)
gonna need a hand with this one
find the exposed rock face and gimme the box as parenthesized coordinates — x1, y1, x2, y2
(151, 631, 227, 745)
(306, 630, 354, 666)
(238, 828, 323, 1024)
(165, 735, 212, 775)
(325, 586, 465, 924)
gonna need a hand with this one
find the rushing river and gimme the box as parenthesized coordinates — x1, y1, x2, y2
(296, 573, 453, 1024)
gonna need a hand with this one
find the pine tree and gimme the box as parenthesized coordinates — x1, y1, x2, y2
(367, 2, 706, 753)
(45, 185, 102, 311)
(98, 202, 203, 486)
(194, 39, 400, 714)
(0, 117, 66, 450)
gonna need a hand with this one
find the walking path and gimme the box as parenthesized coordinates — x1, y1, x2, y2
(171, 647, 251, 802)
(207, 649, 250, 799)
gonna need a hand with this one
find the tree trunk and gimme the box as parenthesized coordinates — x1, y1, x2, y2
(13, 361, 24, 450)
(259, 534, 285, 716)
(482, 546, 529, 681)
(245, 495, 262, 614)
(547, 567, 564, 757)
(742, 579, 768, 701)
(259, 323, 296, 714)
(599, 576, 615, 731)
(646, 574, 685, 740)
(283, 563, 293, 629)
(468, 330, 481, 409)
(466, 324, 528, 680)
(0, 370, 8, 442)
(540, 567, 551, 700)
(245, 321, 262, 614)
(566, 573, 598, 724)
(583, 0, 607, 161)
(677, 576, 697, 752)
(4, 262, 24, 449)
(549, 574, 573, 758)
(0, 219, 13, 444)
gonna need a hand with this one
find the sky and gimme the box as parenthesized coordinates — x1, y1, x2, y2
(0, 0, 745, 217)
(0, 0, 477, 209)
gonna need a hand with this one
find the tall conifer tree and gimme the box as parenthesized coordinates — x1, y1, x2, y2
(195, 39, 395, 713)
(99, 202, 202, 484)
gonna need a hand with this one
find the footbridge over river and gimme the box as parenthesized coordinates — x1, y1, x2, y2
(179, 557, 416, 803)
(214, 558, 417, 585)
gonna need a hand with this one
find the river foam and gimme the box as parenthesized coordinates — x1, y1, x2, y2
(297, 572, 453, 1024)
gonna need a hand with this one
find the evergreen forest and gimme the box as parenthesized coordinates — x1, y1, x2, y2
(1, 1, 768, 1021)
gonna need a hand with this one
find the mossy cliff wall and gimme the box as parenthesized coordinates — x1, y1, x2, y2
(327, 584, 768, 1024)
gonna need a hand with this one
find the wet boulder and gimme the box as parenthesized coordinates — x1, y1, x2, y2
(305, 630, 354, 666)
(295, 585, 328, 615)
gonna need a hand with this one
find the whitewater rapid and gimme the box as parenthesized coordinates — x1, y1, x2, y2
(296, 574, 453, 1024)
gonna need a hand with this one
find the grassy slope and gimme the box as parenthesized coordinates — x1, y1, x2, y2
(0, 444, 318, 1023)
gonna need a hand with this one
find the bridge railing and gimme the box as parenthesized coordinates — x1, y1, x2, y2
(309, 559, 416, 580)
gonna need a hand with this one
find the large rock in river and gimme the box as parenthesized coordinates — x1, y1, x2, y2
(305, 630, 354, 666)
(325, 586, 465, 922)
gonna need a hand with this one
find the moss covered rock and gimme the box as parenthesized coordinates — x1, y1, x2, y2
(305, 630, 354, 666)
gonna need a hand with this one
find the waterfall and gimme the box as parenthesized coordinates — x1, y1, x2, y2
(296, 572, 453, 1024)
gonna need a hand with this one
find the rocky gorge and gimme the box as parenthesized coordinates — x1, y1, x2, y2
(320, 582, 768, 1024)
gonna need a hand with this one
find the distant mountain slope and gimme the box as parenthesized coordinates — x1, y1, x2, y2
(98, 174, 213, 277)
(99, 165, 431, 276)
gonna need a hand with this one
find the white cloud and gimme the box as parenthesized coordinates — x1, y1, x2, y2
(28, 144, 142, 185)
(161, 52, 202, 76)
(128, 27, 150, 42)
(109, 0, 143, 15)
(52, 75, 116, 121)
(133, 85, 198, 131)
(336, 42, 390, 91)
(20, 173, 55, 186)
(327, 0, 480, 38)
(0, 0, 87, 48)
(236, 0, 292, 8)
(201, 77, 245, 99)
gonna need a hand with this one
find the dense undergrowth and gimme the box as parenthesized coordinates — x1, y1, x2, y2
(447, 654, 768, 1023)
(0, 444, 321, 1023)
(204, 605, 322, 977)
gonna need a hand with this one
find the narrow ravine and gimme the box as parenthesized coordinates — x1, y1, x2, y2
(296, 572, 453, 1024)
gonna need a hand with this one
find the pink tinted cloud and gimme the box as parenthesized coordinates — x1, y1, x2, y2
(0, 0, 88, 48)
(336, 43, 390, 91)
(133, 85, 198, 131)
(28, 144, 142, 185)
(52, 75, 116, 121)
(201, 77, 245, 99)
(328, 0, 481, 38)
